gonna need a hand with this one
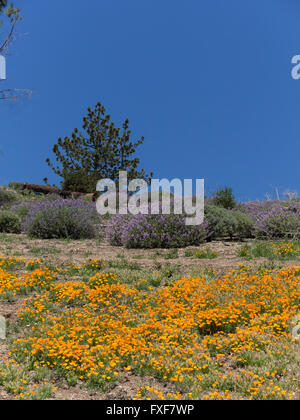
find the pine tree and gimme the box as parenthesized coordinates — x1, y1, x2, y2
(45, 102, 153, 193)
(0, 1, 7, 13)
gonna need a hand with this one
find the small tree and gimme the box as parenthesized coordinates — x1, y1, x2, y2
(45, 102, 153, 192)
(213, 186, 236, 209)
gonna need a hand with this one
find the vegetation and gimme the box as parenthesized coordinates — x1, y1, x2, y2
(0, 189, 20, 207)
(185, 248, 218, 259)
(4, 189, 300, 247)
(45, 102, 153, 192)
(106, 214, 208, 249)
(238, 241, 300, 261)
(0, 255, 299, 400)
(0, 210, 21, 233)
(239, 201, 300, 239)
(23, 200, 97, 239)
(204, 205, 253, 240)
(1, 183, 300, 401)
(213, 186, 236, 209)
(1, 0, 299, 402)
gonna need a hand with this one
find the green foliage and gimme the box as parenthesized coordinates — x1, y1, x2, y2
(234, 213, 254, 239)
(204, 205, 253, 239)
(194, 248, 218, 259)
(58, 168, 93, 193)
(24, 200, 97, 240)
(0, 210, 21, 233)
(0, 189, 20, 207)
(256, 213, 300, 240)
(205, 205, 236, 239)
(164, 249, 179, 259)
(107, 214, 207, 249)
(46, 102, 153, 193)
(0, 0, 6, 13)
(239, 241, 300, 261)
(0, 1, 21, 41)
(238, 245, 250, 257)
(213, 186, 236, 209)
(184, 248, 218, 259)
(251, 242, 274, 258)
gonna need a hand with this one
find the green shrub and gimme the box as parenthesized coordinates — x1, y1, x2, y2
(234, 213, 254, 239)
(0, 190, 20, 207)
(24, 200, 97, 239)
(238, 245, 251, 257)
(251, 242, 274, 258)
(0, 211, 21, 233)
(213, 187, 236, 209)
(255, 213, 300, 240)
(205, 205, 237, 239)
(194, 248, 218, 259)
(204, 205, 253, 239)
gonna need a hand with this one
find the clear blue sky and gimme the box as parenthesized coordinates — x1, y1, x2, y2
(1, 0, 300, 201)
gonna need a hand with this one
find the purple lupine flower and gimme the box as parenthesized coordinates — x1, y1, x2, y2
(22, 199, 100, 239)
(106, 213, 208, 248)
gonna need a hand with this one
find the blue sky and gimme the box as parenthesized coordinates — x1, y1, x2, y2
(1, 0, 300, 201)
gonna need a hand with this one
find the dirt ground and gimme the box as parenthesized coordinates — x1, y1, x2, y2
(1, 234, 298, 276)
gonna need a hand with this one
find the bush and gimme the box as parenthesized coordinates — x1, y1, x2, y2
(107, 206, 253, 247)
(10, 201, 36, 222)
(106, 215, 131, 246)
(0, 190, 20, 207)
(204, 205, 236, 239)
(107, 214, 208, 249)
(233, 212, 254, 239)
(254, 212, 300, 239)
(204, 205, 253, 240)
(23, 200, 98, 239)
(0, 211, 21, 233)
(213, 187, 236, 209)
(239, 201, 300, 239)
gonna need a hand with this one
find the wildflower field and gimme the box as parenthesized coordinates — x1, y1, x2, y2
(0, 239, 299, 400)
(2, 0, 300, 402)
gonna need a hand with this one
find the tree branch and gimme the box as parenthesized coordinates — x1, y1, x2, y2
(0, 18, 16, 54)
(0, 3, 26, 101)
(0, 88, 32, 100)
